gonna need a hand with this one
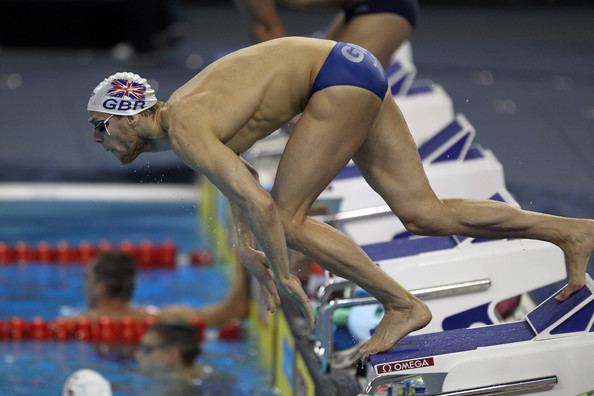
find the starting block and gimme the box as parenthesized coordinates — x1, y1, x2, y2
(389, 40, 414, 68)
(314, 232, 567, 367)
(395, 81, 454, 145)
(312, 190, 567, 372)
(351, 232, 566, 335)
(386, 58, 416, 97)
(319, 115, 505, 245)
(365, 275, 594, 396)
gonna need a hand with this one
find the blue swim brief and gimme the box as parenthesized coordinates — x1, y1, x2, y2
(311, 42, 388, 100)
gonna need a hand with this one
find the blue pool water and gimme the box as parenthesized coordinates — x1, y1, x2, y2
(0, 199, 269, 395)
(0, 265, 230, 319)
(0, 201, 206, 251)
(0, 338, 267, 396)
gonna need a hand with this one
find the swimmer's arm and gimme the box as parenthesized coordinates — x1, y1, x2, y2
(235, 0, 287, 42)
(170, 128, 292, 285)
(232, 157, 259, 250)
(230, 199, 257, 252)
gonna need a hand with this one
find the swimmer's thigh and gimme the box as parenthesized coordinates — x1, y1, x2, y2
(271, 86, 381, 218)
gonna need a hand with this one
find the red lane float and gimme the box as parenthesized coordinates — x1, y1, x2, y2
(0, 316, 209, 343)
(190, 250, 213, 266)
(0, 242, 14, 263)
(0, 316, 241, 342)
(217, 319, 242, 341)
(0, 240, 212, 268)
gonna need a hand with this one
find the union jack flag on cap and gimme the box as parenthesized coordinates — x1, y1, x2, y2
(107, 79, 146, 101)
(87, 72, 158, 116)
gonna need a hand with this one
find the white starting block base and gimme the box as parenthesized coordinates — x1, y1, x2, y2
(355, 237, 566, 336)
(366, 275, 594, 396)
(390, 40, 414, 67)
(335, 231, 567, 345)
(395, 82, 453, 146)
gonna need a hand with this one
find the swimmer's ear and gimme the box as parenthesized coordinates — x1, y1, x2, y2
(126, 114, 140, 129)
(95, 281, 108, 298)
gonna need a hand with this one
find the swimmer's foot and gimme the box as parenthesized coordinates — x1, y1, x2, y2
(556, 219, 594, 301)
(359, 298, 431, 360)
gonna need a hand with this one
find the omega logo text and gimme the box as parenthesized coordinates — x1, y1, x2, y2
(375, 357, 435, 374)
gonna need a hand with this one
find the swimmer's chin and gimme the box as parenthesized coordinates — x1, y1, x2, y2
(114, 150, 141, 165)
(114, 143, 145, 164)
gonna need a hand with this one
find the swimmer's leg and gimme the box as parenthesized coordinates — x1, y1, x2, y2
(353, 92, 594, 309)
(272, 86, 431, 358)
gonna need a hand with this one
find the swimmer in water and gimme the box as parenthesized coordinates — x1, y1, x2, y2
(136, 322, 235, 394)
(80, 251, 156, 321)
(136, 322, 203, 380)
(87, 37, 594, 357)
(236, 0, 418, 68)
(76, 251, 234, 326)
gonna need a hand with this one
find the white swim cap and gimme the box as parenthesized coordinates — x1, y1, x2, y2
(87, 72, 158, 116)
(62, 369, 113, 396)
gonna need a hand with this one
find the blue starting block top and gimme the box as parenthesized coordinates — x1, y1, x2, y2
(406, 80, 433, 96)
(527, 283, 593, 334)
(417, 119, 468, 163)
(370, 321, 535, 367)
(370, 280, 594, 369)
(362, 236, 457, 262)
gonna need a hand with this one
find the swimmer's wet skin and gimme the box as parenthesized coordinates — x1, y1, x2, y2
(86, 37, 594, 357)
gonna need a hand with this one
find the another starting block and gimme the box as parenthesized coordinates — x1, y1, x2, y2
(365, 275, 594, 396)
(395, 81, 454, 145)
(386, 59, 416, 98)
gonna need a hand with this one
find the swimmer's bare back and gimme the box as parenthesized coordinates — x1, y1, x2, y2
(166, 37, 334, 154)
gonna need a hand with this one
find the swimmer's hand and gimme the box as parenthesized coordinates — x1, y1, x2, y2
(238, 246, 281, 312)
(279, 275, 314, 329)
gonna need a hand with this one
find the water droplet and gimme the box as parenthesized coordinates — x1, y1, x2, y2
(6, 73, 22, 90)
(185, 54, 204, 70)
(474, 70, 494, 86)
(493, 99, 517, 114)
(552, 75, 573, 90)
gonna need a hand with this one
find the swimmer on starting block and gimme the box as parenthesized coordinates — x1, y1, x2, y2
(86, 37, 594, 357)
(236, 0, 418, 67)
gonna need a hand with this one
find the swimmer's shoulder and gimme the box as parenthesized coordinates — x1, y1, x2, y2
(164, 90, 224, 142)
